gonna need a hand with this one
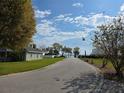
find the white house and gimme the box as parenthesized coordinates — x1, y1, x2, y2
(0, 43, 43, 62)
(22, 43, 43, 61)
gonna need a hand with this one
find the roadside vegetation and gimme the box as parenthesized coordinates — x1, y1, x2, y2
(80, 58, 114, 70)
(87, 15, 124, 80)
(80, 56, 124, 82)
(0, 58, 64, 76)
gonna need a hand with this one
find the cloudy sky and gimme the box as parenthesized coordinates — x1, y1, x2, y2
(32, 0, 124, 55)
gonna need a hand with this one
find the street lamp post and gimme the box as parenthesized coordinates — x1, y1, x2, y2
(82, 37, 87, 57)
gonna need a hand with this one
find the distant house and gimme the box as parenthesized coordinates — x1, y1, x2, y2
(41, 47, 59, 58)
(21, 43, 43, 61)
(0, 43, 43, 62)
(91, 48, 104, 56)
(0, 49, 15, 62)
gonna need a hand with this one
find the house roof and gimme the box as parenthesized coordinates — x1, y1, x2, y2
(0, 49, 13, 52)
(24, 47, 43, 54)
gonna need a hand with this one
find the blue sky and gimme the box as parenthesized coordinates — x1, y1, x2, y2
(32, 0, 124, 55)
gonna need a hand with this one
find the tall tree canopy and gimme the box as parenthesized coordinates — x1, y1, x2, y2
(52, 43, 63, 55)
(61, 46, 72, 57)
(73, 47, 80, 58)
(0, 0, 36, 50)
(52, 43, 62, 51)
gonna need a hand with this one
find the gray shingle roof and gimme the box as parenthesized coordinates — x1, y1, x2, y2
(0, 49, 13, 52)
(24, 47, 43, 54)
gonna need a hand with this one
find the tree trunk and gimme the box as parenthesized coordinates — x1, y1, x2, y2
(101, 58, 108, 68)
(115, 68, 123, 79)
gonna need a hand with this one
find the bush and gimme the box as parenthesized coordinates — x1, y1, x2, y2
(78, 55, 104, 59)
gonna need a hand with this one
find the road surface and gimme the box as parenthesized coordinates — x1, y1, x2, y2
(0, 58, 124, 93)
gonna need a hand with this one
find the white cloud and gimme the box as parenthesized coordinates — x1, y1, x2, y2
(55, 13, 114, 28)
(120, 3, 124, 11)
(72, 3, 83, 8)
(35, 19, 89, 46)
(55, 14, 73, 22)
(33, 2, 124, 53)
(74, 16, 89, 26)
(89, 13, 114, 27)
(120, 3, 124, 15)
(36, 20, 56, 36)
(40, 30, 88, 45)
(76, 13, 113, 27)
(35, 10, 51, 18)
(55, 14, 65, 21)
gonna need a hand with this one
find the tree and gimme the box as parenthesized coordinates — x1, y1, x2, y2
(53, 43, 62, 51)
(66, 47, 72, 57)
(61, 46, 66, 56)
(53, 49, 59, 55)
(73, 47, 80, 58)
(45, 46, 59, 55)
(0, 0, 36, 50)
(45, 47, 54, 55)
(93, 16, 124, 78)
(52, 43, 63, 55)
(62, 46, 72, 57)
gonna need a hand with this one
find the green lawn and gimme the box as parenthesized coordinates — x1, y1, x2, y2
(81, 58, 124, 73)
(92, 58, 114, 69)
(81, 58, 124, 81)
(0, 58, 64, 76)
(81, 58, 114, 70)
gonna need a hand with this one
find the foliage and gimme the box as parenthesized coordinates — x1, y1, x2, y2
(61, 46, 72, 57)
(45, 43, 73, 57)
(52, 43, 62, 51)
(0, 0, 36, 50)
(93, 16, 124, 78)
(52, 43, 63, 55)
(73, 47, 80, 58)
(62, 46, 71, 53)
(78, 55, 104, 58)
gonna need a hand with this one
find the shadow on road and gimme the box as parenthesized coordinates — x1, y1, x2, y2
(61, 73, 124, 93)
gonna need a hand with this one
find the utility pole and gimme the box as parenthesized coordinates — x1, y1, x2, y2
(82, 36, 86, 58)
(85, 50, 87, 57)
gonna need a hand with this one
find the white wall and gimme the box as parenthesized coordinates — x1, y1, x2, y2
(44, 55, 55, 58)
(26, 53, 43, 61)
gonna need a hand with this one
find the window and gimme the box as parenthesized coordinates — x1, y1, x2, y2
(37, 54, 39, 58)
(31, 54, 32, 57)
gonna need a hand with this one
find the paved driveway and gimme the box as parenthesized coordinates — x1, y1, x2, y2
(0, 58, 124, 93)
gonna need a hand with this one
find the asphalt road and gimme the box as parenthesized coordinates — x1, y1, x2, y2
(0, 58, 102, 93)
